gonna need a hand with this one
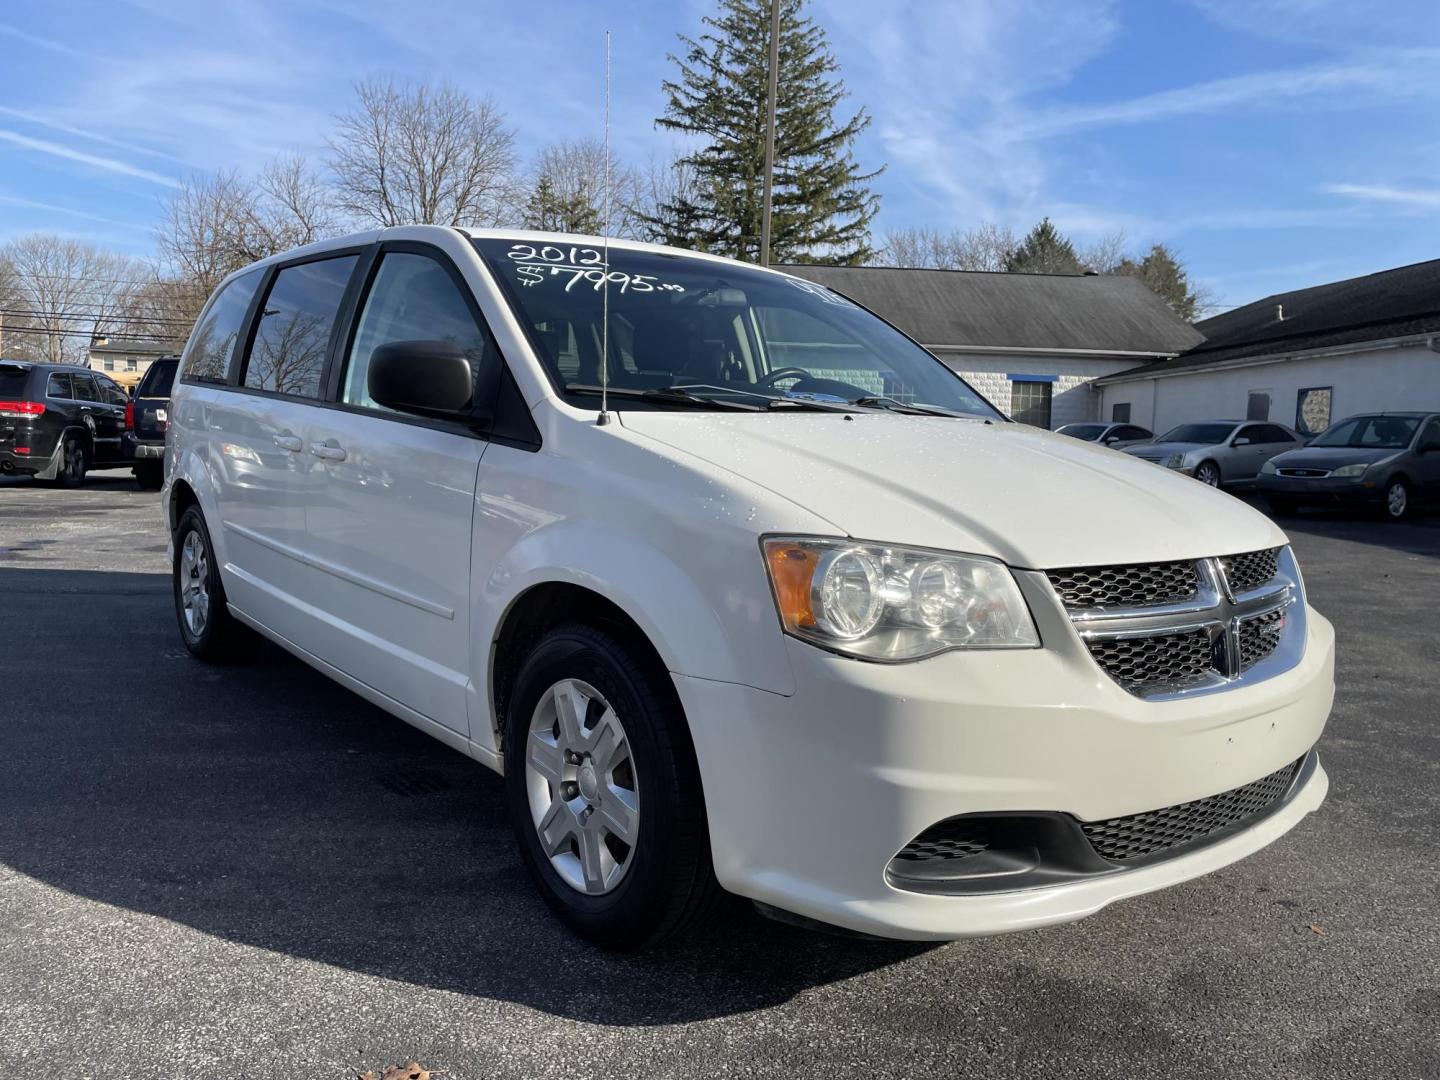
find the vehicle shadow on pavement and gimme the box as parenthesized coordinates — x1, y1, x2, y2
(0, 567, 931, 1026)
(1241, 498, 1440, 560)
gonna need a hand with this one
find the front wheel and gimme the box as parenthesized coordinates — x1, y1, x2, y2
(1194, 460, 1222, 487)
(173, 505, 255, 661)
(1381, 478, 1413, 521)
(504, 623, 720, 950)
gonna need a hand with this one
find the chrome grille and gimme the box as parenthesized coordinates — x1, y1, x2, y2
(1220, 548, 1280, 594)
(1081, 758, 1302, 861)
(1084, 629, 1214, 690)
(1046, 560, 1198, 609)
(893, 820, 990, 863)
(1050, 548, 1302, 699)
(1238, 607, 1285, 670)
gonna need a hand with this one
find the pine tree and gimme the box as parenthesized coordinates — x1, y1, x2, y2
(522, 176, 603, 235)
(652, 0, 882, 264)
(1005, 218, 1085, 275)
(1115, 243, 1203, 322)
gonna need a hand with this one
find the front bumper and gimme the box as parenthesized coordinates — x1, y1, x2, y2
(1258, 474, 1380, 505)
(676, 603, 1334, 940)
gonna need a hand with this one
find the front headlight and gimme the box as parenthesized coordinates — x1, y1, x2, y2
(1165, 453, 1186, 468)
(1260, 459, 1278, 475)
(762, 537, 1040, 661)
(1331, 463, 1369, 478)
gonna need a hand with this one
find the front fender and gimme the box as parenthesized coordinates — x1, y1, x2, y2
(475, 518, 797, 726)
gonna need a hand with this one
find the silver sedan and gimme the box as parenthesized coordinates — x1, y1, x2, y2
(1123, 420, 1305, 487)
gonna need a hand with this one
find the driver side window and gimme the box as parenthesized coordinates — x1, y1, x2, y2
(343, 251, 496, 413)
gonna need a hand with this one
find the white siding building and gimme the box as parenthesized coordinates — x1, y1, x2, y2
(1096, 259, 1440, 437)
(784, 264, 1203, 429)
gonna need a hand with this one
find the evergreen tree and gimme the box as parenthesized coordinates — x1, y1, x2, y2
(522, 175, 603, 235)
(653, 0, 882, 264)
(1115, 243, 1203, 322)
(1005, 218, 1085, 275)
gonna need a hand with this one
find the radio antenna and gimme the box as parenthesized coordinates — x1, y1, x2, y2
(597, 29, 613, 427)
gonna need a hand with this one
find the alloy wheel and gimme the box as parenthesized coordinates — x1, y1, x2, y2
(178, 530, 211, 637)
(1387, 482, 1408, 519)
(1196, 462, 1220, 487)
(524, 678, 639, 895)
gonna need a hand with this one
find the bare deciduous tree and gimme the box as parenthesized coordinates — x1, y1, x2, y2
(329, 77, 519, 228)
(157, 170, 268, 301)
(523, 138, 646, 238)
(257, 154, 339, 249)
(880, 223, 1018, 271)
(0, 234, 146, 363)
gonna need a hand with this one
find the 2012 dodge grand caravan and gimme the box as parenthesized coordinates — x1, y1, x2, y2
(164, 226, 1334, 949)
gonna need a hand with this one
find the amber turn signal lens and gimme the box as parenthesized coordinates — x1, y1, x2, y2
(763, 540, 818, 630)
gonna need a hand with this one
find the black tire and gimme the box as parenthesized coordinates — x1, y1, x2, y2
(173, 505, 255, 661)
(1380, 477, 1413, 521)
(1268, 495, 1299, 517)
(1194, 459, 1222, 487)
(53, 435, 87, 488)
(134, 461, 164, 490)
(504, 622, 721, 950)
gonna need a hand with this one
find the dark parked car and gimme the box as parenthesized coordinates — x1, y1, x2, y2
(0, 360, 131, 485)
(123, 356, 178, 490)
(1055, 422, 1153, 448)
(1259, 412, 1440, 520)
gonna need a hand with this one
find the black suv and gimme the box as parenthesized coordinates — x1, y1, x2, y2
(0, 360, 131, 486)
(122, 356, 178, 490)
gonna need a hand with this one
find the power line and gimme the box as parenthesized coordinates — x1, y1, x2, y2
(1, 308, 197, 326)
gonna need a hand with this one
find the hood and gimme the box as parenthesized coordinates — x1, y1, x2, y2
(1124, 440, 1209, 458)
(618, 413, 1284, 568)
(1269, 445, 1404, 469)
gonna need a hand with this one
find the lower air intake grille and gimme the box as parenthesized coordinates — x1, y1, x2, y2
(892, 819, 991, 863)
(1238, 607, 1286, 671)
(1085, 628, 1214, 690)
(1080, 758, 1302, 861)
(1221, 548, 1280, 593)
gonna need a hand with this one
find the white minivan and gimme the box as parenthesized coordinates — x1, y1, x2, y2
(164, 226, 1334, 948)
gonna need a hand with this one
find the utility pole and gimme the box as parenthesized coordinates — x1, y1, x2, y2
(759, 0, 780, 266)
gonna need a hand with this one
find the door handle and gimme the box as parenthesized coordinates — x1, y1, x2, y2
(310, 440, 347, 462)
(272, 433, 303, 452)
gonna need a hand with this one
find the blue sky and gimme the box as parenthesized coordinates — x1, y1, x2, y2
(1, 0, 1438, 311)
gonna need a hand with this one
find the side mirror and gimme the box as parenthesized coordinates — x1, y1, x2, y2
(1232, 436, 1251, 447)
(1103, 435, 1120, 445)
(368, 340, 478, 421)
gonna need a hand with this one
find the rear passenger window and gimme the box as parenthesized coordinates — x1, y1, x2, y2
(46, 372, 73, 399)
(184, 269, 263, 384)
(243, 257, 357, 398)
(342, 252, 495, 413)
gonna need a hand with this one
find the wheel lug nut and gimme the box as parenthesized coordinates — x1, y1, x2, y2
(561, 781, 580, 800)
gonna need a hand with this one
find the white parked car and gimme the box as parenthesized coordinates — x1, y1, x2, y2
(164, 227, 1334, 948)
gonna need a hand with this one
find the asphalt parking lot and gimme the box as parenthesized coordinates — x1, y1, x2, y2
(1, 472, 1437, 1080)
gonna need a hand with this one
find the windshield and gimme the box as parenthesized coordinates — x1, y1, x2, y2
(1310, 415, 1419, 450)
(1157, 423, 1235, 445)
(474, 239, 1001, 418)
(1058, 424, 1107, 441)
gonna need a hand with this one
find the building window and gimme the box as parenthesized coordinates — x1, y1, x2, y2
(1246, 391, 1271, 420)
(1010, 380, 1053, 429)
(103, 358, 114, 371)
(1111, 402, 1131, 423)
(125, 358, 138, 371)
(1296, 387, 1332, 436)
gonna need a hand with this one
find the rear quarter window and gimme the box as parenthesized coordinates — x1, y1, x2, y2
(183, 269, 264, 384)
(0, 367, 31, 398)
(138, 360, 178, 398)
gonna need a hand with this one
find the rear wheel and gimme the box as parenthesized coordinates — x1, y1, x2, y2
(504, 623, 720, 950)
(1381, 478, 1412, 521)
(53, 435, 87, 488)
(173, 505, 254, 661)
(1194, 460, 1221, 487)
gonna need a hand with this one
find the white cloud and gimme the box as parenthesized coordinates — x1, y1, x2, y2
(0, 193, 148, 229)
(1321, 183, 1440, 211)
(0, 130, 178, 187)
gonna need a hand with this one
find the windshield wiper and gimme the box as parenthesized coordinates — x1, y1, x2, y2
(566, 382, 861, 414)
(851, 395, 989, 420)
(564, 383, 764, 411)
